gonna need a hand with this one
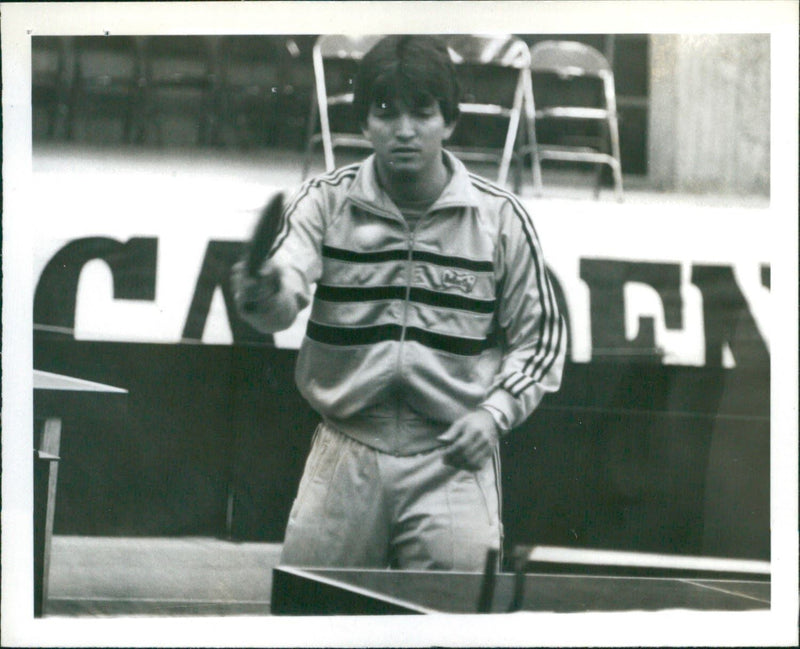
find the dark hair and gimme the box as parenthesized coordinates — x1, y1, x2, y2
(353, 35, 461, 126)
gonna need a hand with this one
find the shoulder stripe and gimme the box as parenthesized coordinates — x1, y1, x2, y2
(266, 165, 359, 259)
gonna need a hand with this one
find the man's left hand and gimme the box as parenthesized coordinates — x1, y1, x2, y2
(437, 409, 500, 471)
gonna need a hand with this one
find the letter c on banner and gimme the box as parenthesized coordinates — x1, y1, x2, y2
(34, 237, 158, 337)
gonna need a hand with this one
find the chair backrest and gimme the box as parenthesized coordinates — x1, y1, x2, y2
(529, 40, 614, 112)
(309, 35, 383, 170)
(447, 34, 530, 68)
(314, 34, 383, 101)
(526, 40, 624, 200)
(446, 34, 530, 110)
(316, 34, 383, 60)
(445, 35, 531, 184)
(530, 40, 612, 78)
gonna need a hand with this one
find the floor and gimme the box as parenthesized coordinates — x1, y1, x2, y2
(47, 535, 283, 616)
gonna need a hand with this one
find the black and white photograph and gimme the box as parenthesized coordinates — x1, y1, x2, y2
(2, 1, 798, 647)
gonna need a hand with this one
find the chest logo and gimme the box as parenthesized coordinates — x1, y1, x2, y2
(440, 269, 477, 293)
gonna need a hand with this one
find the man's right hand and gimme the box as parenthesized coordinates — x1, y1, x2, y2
(231, 261, 282, 314)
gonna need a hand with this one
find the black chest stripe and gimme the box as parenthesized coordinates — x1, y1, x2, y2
(316, 284, 496, 314)
(322, 246, 408, 264)
(306, 321, 495, 356)
(322, 245, 493, 273)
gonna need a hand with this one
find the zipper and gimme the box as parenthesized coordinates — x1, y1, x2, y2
(398, 211, 430, 351)
(396, 213, 431, 442)
(349, 194, 433, 443)
(400, 227, 415, 343)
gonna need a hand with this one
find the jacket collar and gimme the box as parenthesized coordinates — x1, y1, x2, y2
(345, 150, 480, 218)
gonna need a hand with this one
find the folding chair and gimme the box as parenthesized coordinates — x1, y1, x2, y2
(528, 40, 624, 201)
(302, 34, 532, 189)
(302, 34, 382, 179)
(445, 34, 533, 190)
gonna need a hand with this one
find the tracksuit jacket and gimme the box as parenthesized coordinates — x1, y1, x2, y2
(237, 151, 566, 455)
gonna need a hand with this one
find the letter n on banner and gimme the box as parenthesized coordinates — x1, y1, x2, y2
(691, 264, 769, 367)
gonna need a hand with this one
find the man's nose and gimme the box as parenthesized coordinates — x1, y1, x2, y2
(394, 112, 415, 138)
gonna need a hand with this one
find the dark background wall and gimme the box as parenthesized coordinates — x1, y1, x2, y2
(32, 34, 651, 175)
(34, 334, 769, 562)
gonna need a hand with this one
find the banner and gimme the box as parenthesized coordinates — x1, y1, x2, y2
(32, 153, 770, 368)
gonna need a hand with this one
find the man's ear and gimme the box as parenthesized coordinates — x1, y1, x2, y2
(443, 120, 457, 141)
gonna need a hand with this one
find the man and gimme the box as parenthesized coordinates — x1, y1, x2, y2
(233, 35, 566, 571)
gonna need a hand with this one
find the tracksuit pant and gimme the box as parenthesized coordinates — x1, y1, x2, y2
(280, 422, 503, 571)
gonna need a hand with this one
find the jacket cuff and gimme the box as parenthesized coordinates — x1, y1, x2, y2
(479, 390, 515, 434)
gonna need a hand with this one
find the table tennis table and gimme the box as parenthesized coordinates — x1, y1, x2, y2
(33, 369, 128, 617)
(271, 565, 770, 615)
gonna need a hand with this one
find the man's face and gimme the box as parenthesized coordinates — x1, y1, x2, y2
(362, 94, 455, 181)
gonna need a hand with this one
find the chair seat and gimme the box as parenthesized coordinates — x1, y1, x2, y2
(327, 93, 355, 106)
(537, 147, 621, 168)
(535, 107, 613, 121)
(459, 103, 513, 117)
(328, 134, 373, 149)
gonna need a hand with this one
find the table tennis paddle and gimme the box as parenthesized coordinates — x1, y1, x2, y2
(240, 191, 285, 313)
(245, 191, 285, 278)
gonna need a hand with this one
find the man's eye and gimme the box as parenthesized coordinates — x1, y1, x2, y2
(373, 101, 392, 113)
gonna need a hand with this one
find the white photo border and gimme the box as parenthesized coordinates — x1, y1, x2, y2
(3, 2, 797, 647)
